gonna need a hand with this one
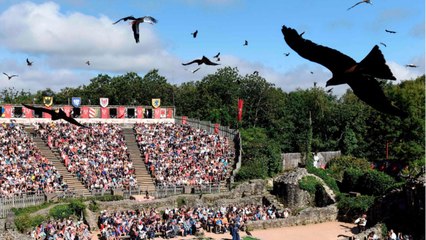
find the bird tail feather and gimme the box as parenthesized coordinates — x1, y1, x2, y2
(359, 45, 396, 80)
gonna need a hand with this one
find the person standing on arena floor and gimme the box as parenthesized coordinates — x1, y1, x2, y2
(354, 213, 367, 233)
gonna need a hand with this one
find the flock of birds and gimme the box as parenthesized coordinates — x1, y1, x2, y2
(2, 1, 421, 128)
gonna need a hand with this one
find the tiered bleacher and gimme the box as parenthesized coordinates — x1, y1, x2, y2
(0, 123, 67, 197)
(34, 122, 138, 192)
(133, 123, 235, 188)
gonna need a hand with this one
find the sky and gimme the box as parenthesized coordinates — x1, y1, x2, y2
(0, 0, 424, 97)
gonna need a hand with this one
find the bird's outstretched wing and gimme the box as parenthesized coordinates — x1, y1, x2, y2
(113, 16, 136, 24)
(347, 1, 364, 10)
(22, 104, 55, 115)
(281, 25, 356, 74)
(182, 59, 201, 66)
(141, 16, 158, 24)
(26, 58, 33, 66)
(201, 56, 220, 66)
(213, 52, 220, 58)
(348, 76, 407, 117)
(131, 22, 140, 43)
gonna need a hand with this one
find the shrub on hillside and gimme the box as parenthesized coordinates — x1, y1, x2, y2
(15, 214, 46, 233)
(49, 204, 74, 220)
(337, 194, 375, 220)
(357, 170, 396, 196)
(341, 168, 364, 193)
(299, 176, 321, 194)
(327, 155, 371, 181)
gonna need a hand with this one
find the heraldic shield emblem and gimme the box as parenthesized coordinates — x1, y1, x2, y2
(152, 98, 161, 109)
(43, 96, 53, 107)
(99, 98, 109, 108)
(71, 97, 81, 108)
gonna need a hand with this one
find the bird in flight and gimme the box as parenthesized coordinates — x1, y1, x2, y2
(191, 30, 198, 38)
(405, 64, 418, 68)
(86, 60, 90, 66)
(253, 71, 259, 75)
(385, 29, 396, 34)
(347, 0, 372, 11)
(26, 58, 33, 66)
(281, 25, 407, 117)
(243, 40, 248, 46)
(379, 42, 387, 47)
(113, 15, 158, 43)
(213, 52, 220, 59)
(22, 104, 88, 128)
(284, 52, 290, 56)
(184, 67, 201, 73)
(3, 72, 18, 80)
(182, 56, 220, 66)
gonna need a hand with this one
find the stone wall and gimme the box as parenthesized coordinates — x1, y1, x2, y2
(246, 205, 339, 230)
(273, 168, 312, 208)
(281, 151, 341, 170)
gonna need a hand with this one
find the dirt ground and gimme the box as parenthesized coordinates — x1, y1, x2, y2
(154, 221, 357, 240)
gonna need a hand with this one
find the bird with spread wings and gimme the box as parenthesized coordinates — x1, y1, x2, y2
(113, 15, 158, 43)
(347, 0, 372, 11)
(182, 56, 220, 66)
(3, 72, 18, 80)
(281, 25, 407, 118)
(22, 104, 88, 128)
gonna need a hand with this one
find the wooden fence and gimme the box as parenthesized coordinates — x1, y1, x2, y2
(0, 194, 45, 218)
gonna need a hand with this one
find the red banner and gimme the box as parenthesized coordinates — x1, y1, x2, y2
(167, 108, 173, 118)
(237, 99, 244, 122)
(153, 108, 161, 119)
(81, 106, 89, 118)
(136, 106, 144, 119)
(214, 123, 220, 134)
(23, 106, 33, 118)
(62, 106, 72, 117)
(3, 105, 12, 118)
(117, 106, 126, 119)
(43, 106, 52, 119)
(160, 108, 166, 118)
(182, 116, 187, 125)
(101, 107, 109, 118)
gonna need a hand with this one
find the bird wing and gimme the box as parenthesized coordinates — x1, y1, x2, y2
(281, 25, 356, 74)
(348, 76, 407, 117)
(201, 56, 220, 66)
(192, 67, 201, 73)
(22, 104, 55, 115)
(3, 72, 9, 77)
(347, 1, 363, 10)
(62, 115, 88, 128)
(131, 22, 140, 43)
(214, 52, 220, 58)
(113, 16, 136, 24)
(26, 58, 32, 65)
(141, 16, 158, 24)
(182, 59, 201, 66)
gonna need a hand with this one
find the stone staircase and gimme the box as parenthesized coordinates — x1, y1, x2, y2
(24, 127, 91, 197)
(122, 128, 156, 193)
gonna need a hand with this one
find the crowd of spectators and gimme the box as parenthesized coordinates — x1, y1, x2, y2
(0, 122, 67, 197)
(30, 217, 91, 240)
(34, 122, 137, 191)
(98, 203, 287, 239)
(134, 123, 235, 187)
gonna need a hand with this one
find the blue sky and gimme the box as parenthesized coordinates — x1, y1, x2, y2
(0, 0, 424, 96)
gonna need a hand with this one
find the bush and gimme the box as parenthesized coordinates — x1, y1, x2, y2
(327, 156, 371, 181)
(88, 200, 100, 212)
(15, 214, 46, 233)
(337, 194, 375, 219)
(299, 176, 321, 194)
(68, 199, 86, 217)
(357, 170, 396, 196)
(306, 166, 340, 194)
(341, 168, 364, 193)
(49, 204, 74, 220)
(176, 197, 187, 208)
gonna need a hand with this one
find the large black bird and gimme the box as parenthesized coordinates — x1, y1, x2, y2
(385, 29, 397, 34)
(182, 56, 220, 66)
(113, 15, 158, 43)
(347, 0, 372, 11)
(281, 25, 407, 117)
(26, 58, 33, 66)
(22, 104, 88, 128)
(3, 72, 18, 80)
(191, 30, 198, 38)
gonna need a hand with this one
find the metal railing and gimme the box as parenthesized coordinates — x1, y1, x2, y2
(0, 193, 45, 218)
(153, 183, 222, 199)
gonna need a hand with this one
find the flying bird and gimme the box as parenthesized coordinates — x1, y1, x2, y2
(347, 0, 372, 11)
(243, 40, 248, 46)
(191, 30, 198, 38)
(216, 57, 220, 62)
(22, 104, 88, 128)
(379, 42, 387, 47)
(405, 64, 418, 68)
(182, 56, 220, 66)
(253, 71, 259, 75)
(281, 25, 407, 118)
(192, 67, 201, 73)
(284, 52, 290, 56)
(326, 88, 333, 94)
(113, 15, 158, 43)
(213, 52, 220, 59)
(385, 29, 396, 34)
(85, 61, 90, 65)
(3, 72, 18, 80)
(26, 58, 33, 66)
